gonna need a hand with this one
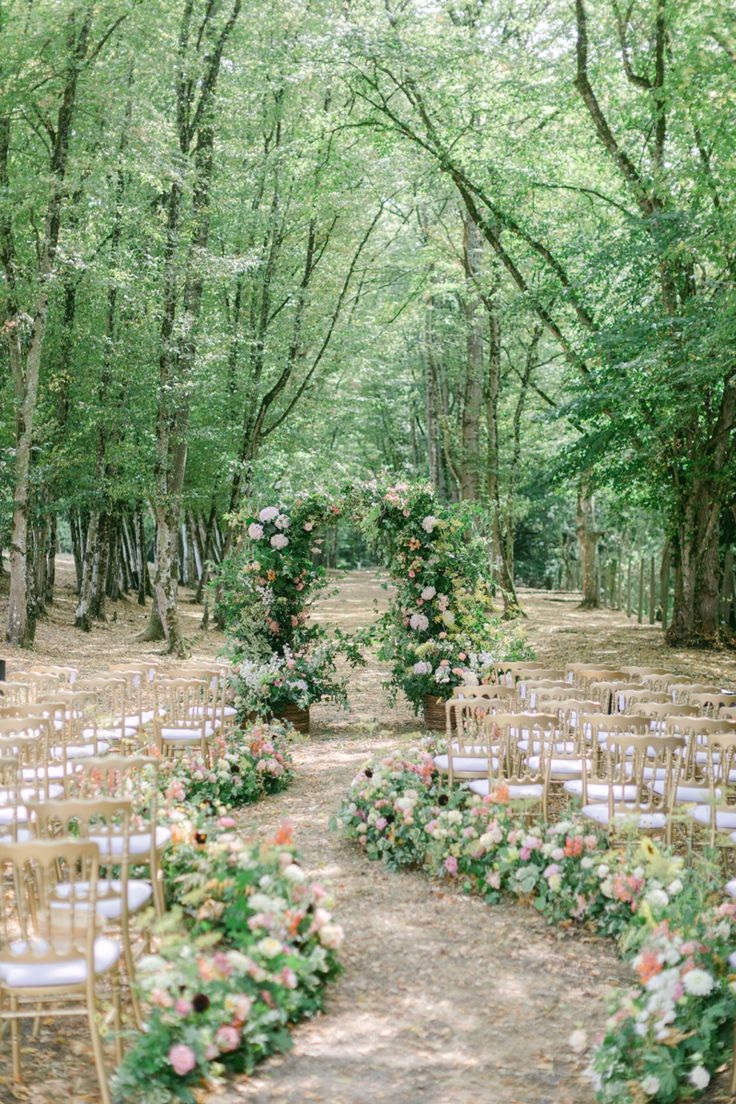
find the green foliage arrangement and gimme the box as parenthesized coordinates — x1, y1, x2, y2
(336, 745, 736, 1103)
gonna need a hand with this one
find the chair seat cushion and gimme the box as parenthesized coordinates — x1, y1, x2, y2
(433, 754, 497, 774)
(52, 879, 153, 919)
(528, 755, 590, 774)
(0, 805, 28, 824)
(690, 806, 736, 829)
(468, 779, 544, 800)
(83, 726, 135, 741)
(0, 826, 33, 843)
(652, 782, 721, 804)
(582, 804, 666, 829)
(725, 878, 736, 899)
(563, 780, 639, 801)
(90, 825, 171, 856)
(51, 741, 111, 760)
(0, 936, 120, 989)
(160, 722, 214, 742)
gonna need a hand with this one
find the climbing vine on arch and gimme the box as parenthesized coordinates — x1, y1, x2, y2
(215, 478, 531, 720)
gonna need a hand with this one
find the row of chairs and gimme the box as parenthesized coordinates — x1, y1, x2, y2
(435, 660, 736, 849)
(0, 656, 238, 1102)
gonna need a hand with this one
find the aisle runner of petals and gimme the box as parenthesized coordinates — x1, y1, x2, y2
(336, 745, 736, 1104)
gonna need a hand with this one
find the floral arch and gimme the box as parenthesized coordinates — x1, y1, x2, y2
(215, 479, 530, 726)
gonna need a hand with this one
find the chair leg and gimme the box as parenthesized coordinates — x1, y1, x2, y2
(122, 933, 143, 1030)
(731, 1023, 736, 1095)
(86, 987, 112, 1104)
(112, 966, 124, 1064)
(10, 995, 21, 1081)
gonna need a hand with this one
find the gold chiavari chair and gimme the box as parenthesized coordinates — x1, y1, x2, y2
(31, 796, 148, 1029)
(154, 677, 217, 760)
(434, 698, 501, 785)
(0, 838, 121, 1103)
(589, 680, 642, 713)
(466, 713, 555, 818)
(70, 756, 169, 915)
(580, 734, 685, 845)
(687, 732, 736, 847)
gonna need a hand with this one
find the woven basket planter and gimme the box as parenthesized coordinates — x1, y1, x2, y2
(423, 694, 448, 732)
(274, 703, 310, 734)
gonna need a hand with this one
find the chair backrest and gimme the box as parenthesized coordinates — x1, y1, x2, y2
(0, 838, 100, 970)
(578, 712, 649, 745)
(619, 666, 672, 678)
(632, 702, 700, 719)
(31, 798, 132, 920)
(605, 734, 685, 815)
(452, 684, 515, 701)
(687, 692, 736, 716)
(618, 689, 671, 713)
(446, 698, 499, 747)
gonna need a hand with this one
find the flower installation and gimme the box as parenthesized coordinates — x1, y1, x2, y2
(112, 821, 343, 1104)
(216, 479, 531, 728)
(217, 491, 362, 725)
(350, 479, 532, 718)
(335, 745, 736, 1103)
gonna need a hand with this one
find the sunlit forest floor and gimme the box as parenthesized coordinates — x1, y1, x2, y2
(1, 568, 735, 1103)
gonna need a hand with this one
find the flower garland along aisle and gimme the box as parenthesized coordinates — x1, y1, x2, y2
(216, 491, 363, 733)
(112, 733, 342, 1104)
(349, 480, 531, 726)
(335, 746, 736, 1103)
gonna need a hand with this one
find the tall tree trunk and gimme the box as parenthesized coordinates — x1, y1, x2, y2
(576, 478, 601, 609)
(667, 481, 722, 645)
(460, 214, 484, 500)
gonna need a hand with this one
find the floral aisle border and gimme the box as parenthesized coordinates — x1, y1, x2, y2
(111, 723, 344, 1104)
(335, 745, 736, 1104)
(217, 479, 531, 722)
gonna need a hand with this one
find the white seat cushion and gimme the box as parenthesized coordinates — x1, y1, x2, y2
(528, 755, 590, 774)
(52, 879, 153, 920)
(690, 806, 736, 829)
(582, 804, 666, 829)
(0, 784, 64, 804)
(433, 754, 497, 773)
(160, 722, 214, 742)
(0, 936, 120, 989)
(222, 705, 237, 718)
(468, 779, 544, 800)
(0, 805, 28, 824)
(83, 726, 134, 741)
(652, 782, 721, 804)
(563, 780, 638, 801)
(51, 741, 111, 760)
(0, 827, 33, 843)
(90, 825, 171, 856)
(725, 878, 736, 899)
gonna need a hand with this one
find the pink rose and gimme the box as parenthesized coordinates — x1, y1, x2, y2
(216, 1025, 241, 1053)
(175, 997, 192, 1015)
(169, 1044, 197, 1076)
(444, 855, 458, 876)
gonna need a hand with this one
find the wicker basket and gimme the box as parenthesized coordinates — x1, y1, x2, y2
(423, 694, 447, 732)
(274, 703, 310, 734)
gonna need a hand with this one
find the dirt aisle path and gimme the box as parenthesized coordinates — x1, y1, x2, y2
(212, 573, 628, 1104)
